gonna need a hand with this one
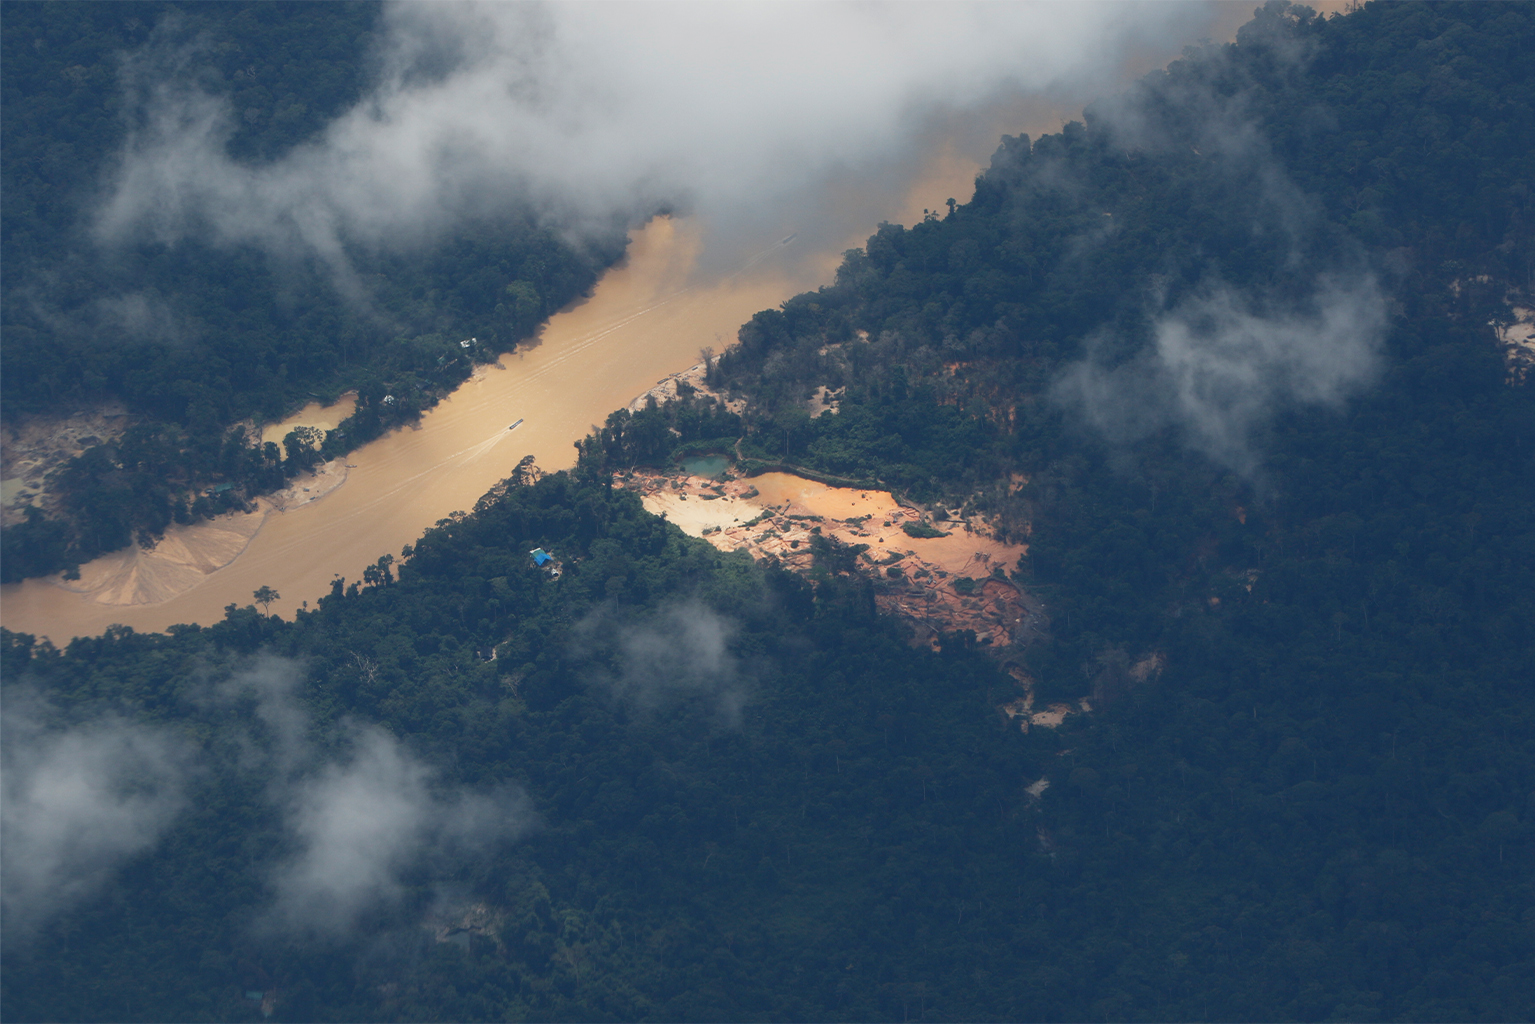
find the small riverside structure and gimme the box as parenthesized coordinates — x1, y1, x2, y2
(529, 548, 561, 578)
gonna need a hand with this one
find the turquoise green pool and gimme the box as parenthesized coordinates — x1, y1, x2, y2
(679, 454, 729, 478)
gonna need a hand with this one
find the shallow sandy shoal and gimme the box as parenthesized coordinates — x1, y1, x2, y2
(42, 460, 350, 608)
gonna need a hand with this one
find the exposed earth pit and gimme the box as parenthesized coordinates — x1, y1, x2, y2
(1, 403, 132, 527)
(258, 393, 357, 446)
(1496, 306, 1533, 383)
(617, 467, 1045, 649)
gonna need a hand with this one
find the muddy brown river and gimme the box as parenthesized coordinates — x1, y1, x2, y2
(1, 98, 1097, 643)
(0, 10, 1304, 644)
(0, 216, 832, 641)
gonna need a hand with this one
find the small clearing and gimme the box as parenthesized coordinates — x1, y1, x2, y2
(628, 362, 745, 415)
(1496, 305, 1533, 383)
(996, 666, 1100, 733)
(806, 385, 841, 418)
(618, 467, 1043, 649)
(1, 403, 132, 526)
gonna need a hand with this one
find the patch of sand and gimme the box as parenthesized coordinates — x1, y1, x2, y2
(1454, 279, 1533, 383)
(1, 478, 31, 507)
(622, 468, 1041, 649)
(807, 385, 841, 418)
(640, 489, 762, 536)
(1496, 306, 1533, 383)
(628, 363, 745, 415)
(46, 460, 349, 607)
(997, 668, 1096, 733)
(56, 507, 268, 606)
(264, 459, 350, 513)
(1028, 705, 1074, 728)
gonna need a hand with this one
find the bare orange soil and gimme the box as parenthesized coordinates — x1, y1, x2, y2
(618, 468, 1047, 650)
(616, 464, 1095, 729)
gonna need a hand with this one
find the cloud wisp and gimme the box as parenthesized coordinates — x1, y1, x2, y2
(576, 601, 748, 726)
(264, 725, 531, 938)
(1056, 275, 1387, 475)
(0, 690, 192, 943)
(94, 2, 1222, 276)
(2, 656, 533, 944)
(1051, 28, 1389, 475)
(216, 656, 534, 939)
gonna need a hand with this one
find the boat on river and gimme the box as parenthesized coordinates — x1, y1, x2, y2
(508, 418, 524, 430)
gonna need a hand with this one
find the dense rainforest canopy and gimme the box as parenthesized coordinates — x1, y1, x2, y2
(2, 2, 1531, 1022)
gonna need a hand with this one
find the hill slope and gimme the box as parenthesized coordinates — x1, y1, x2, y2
(2, 3, 1530, 1021)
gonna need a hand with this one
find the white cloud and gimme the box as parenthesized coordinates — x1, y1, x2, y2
(1056, 275, 1387, 474)
(217, 653, 315, 774)
(1, 691, 191, 942)
(208, 657, 536, 938)
(264, 725, 532, 937)
(577, 600, 748, 725)
(2, 657, 534, 944)
(94, 1, 1221, 269)
(1047, 25, 1389, 475)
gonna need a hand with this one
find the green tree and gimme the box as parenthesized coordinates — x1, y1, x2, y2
(253, 585, 279, 616)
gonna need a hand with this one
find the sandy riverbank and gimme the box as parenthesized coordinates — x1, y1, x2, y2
(627, 362, 745, 415)
(1, 392, 359, 531)
(0, 217, 817, 642)
(46, 459, 350, 608)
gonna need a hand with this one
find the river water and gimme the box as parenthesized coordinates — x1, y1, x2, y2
(0, 8, 1308, 646)
(0, 99, 1086, 644)
(1, 217, 825, 641)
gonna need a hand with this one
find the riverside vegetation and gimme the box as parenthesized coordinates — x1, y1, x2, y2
(2, 3, 1531, 1021)
(0, 1, 625, 581)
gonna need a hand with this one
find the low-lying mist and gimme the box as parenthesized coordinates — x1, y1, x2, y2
(1, 655, 532, 947)
(95, 2, 1237, 287)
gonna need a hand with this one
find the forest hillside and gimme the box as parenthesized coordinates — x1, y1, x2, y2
(2, 3, 1531, 1021)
